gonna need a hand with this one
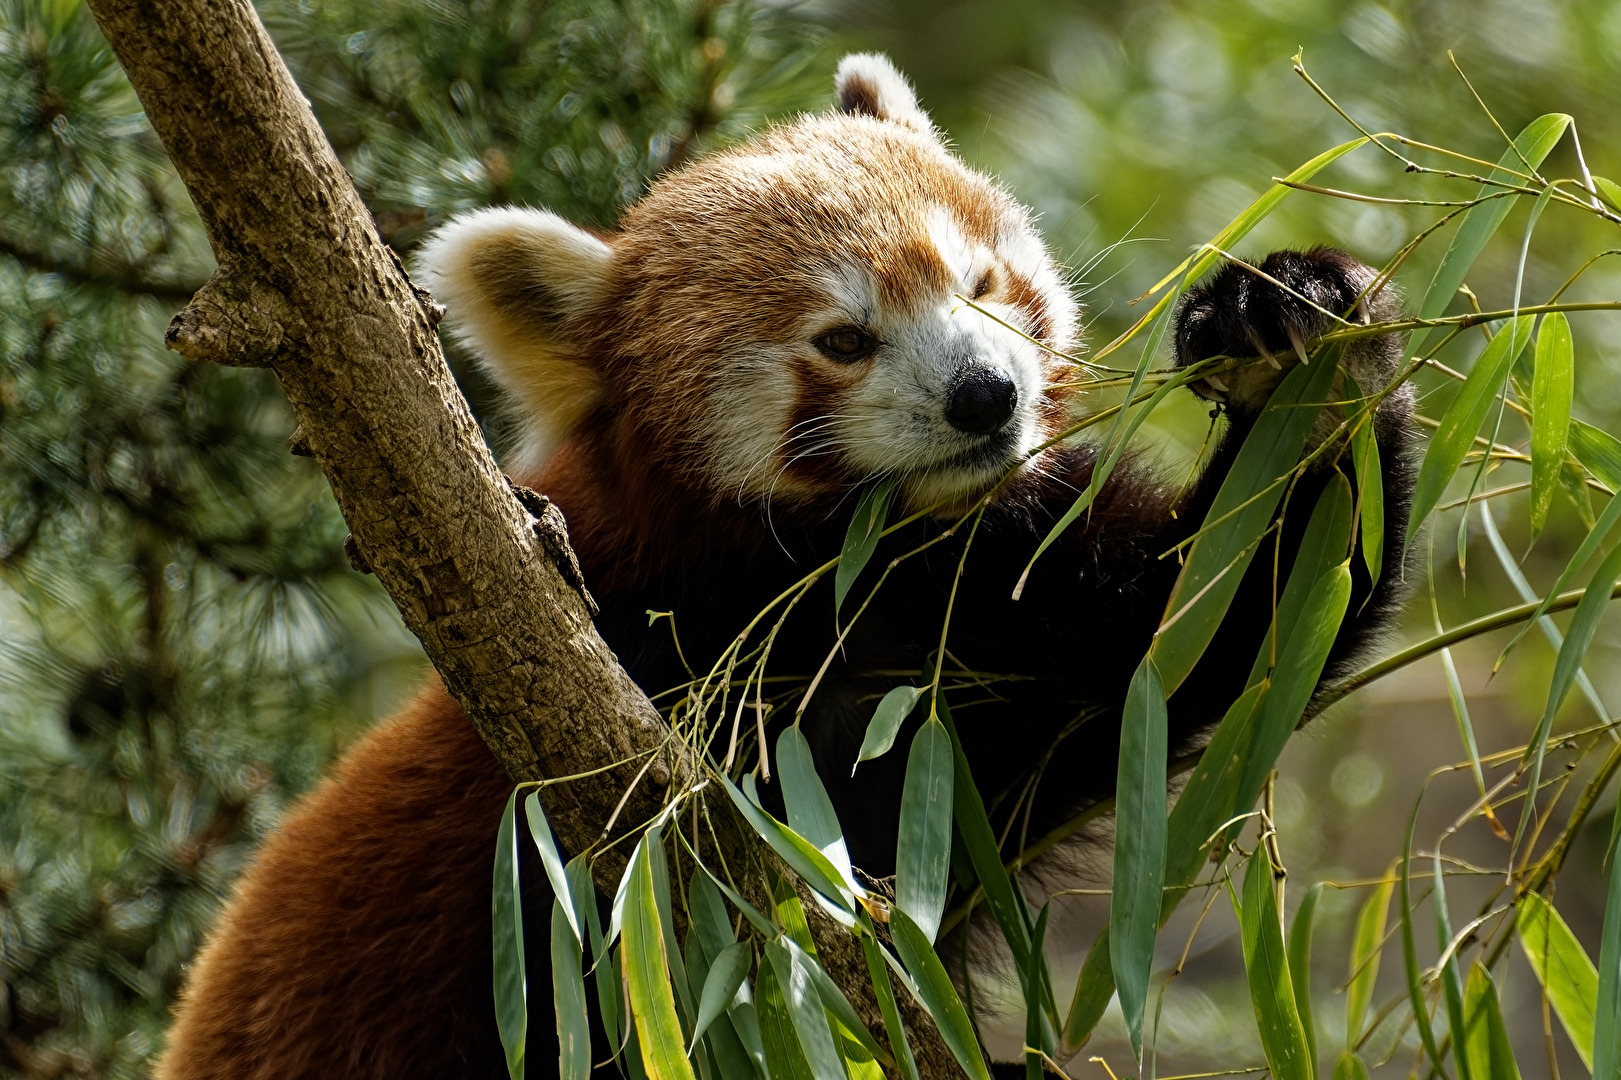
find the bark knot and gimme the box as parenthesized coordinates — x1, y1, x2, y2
(508, 478, 598, 616)
(166, 267, 297, 367)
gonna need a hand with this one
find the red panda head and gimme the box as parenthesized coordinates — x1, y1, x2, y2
(417, 54, 1077, 516)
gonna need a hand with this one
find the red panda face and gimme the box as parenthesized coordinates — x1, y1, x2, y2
(418, 54, 1077, 513)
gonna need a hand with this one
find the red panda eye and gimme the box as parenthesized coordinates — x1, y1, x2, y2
(815, 327, 878, 362)
(971, 268, 995, 301)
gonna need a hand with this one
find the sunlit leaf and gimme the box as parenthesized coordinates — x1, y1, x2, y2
(1345, 875, 1393, 1049)
(1236, 853, 1313, 1080)
(1594, 175, 1621, 213)
(1111, 655, 1167, 1057)
(1332, 1050, 1372, 1080)
(777, 726, 856, 892)
(623, 838, 697, 1080)
(1462, 963, 1521, 1080)
(524, 792, 581, 944)
(890, 907, 995, 1080)
(1405, 113, 1570, 360)
(1407, 315, 1535, 546)
(720, 776, 856, 921)
(1349, 387, 1384, 590)
(1529, 312, 1573, 538)
(835, 477, 896, 617)
(782, 937, 888, 1065)
(493, 789, 528, 1080)
(552, 897, 592, 1080)
(896, 716, 953, 943)
(857, 917, 921, 1080)
(1518, 892, 1597, 1071)
(756, 953, 817, 1080)
(854, 685, 923, 769)
(766, 941, 845, 1080)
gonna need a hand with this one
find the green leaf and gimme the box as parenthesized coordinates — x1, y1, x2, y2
(1407, 315, 1535, 546)
(896, 717, 954, 943)
(689, 872, 739, 966)
(1517, 892, 1598, 1071)
(854, 685, 924, 769)
(690, 942, 751, 1052)
(835, 477, 896, 617)
(1111, 655, 1167, 1058)
(1288, 882, 1323, 1073)
(777, 726, 856, 892)
(552, 897, 592, 1080)
(1331, 1050, 1372, 1080)
(572, 856, 624, 1065)
(1406, 113, 1571, 360)
(623, 839, 697, 1080)
(1152, 346, 1339, 692)
(493, 789, 527, 1080)
(1596, 816, 1621, 1080)
(890, 907, 995, 1080)
(524, 792, 581, 944)
(782, 937, 888, 1066)
(1025, 904, 1054, 1078)
(1349, 394, 1384, 590)
(858, 913, 921, 1080)
(937, 698, 1034, 977)
(767, 941, 846, 1080)
(756, 953, 817, 1080)
(1345, 876, 1393, 1050)
(720, 775, 856, 922)
(1399, 803, 1444, 1072)
(1595, 176, 1621, 213)
(1530, 312, 1574, 538)
(1462, 963, 1521, 1080)
(1237, 853, 1314, 1080)
(1571, 418, 1621, 489)
(1062, 928, 1114, 1053)
(1433, 851, 1475, 1080)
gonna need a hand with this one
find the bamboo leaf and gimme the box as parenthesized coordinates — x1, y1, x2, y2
(1345, 875, 1393, 1050)
(858, 915, 921, 1080)
(689, 872, 740, 967)
(1349, 390, 1384, 590)
(777, 726, 857, 893)
(896, 716, 954, 943)
(1399, 804, 1444, 1071)
(493, 789, 528, 1080)
(1111, 655, 1167, 1058)
(572, 856, 624, 1066)
(756, 955, 817, 1080)
(1595, 176, 1621, 213)
(1025, 904, 1054, 1078)
(1407, 314, 1535, 546)
(624, 839, 698, 1080)
(854, 685, 923, 769)
(1062, 929, 1114, 1053)
(1162, 680, 1270, 899)
(766, 942, 846, 1080)
(835, 477, 896, 617)
(1530, 312, 1574, 538)
(1406, 113, 1570, 360)
(1462, 963, 1521, 1080)
(720, 775, 856, 921)
(1517, 892, 1597, 1070)
(1595, 816, 1621, 1080)
(1571, 418, 1621, 489)
(1433, 851, 1475, 1080)
(1237, 853, 1314, 1080)
(1152, 346, 1339, 692)
(890, 907, 995, 1080)
(524, 792, 581, 944)
(1331, 1051, 1371, 1080)
(937, 698, 1034, 976)
(552, 897, 592, 1080)
(782, 937, 889, 1066)
(1288, 882, 1323, 1073)
(690, 943, 751, 1052)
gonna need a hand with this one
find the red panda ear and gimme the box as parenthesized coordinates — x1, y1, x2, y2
(834, 53, 936, 137)
(416, 208, 611, 469)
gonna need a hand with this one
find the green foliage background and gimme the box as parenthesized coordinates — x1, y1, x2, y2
(3, 0, 1621, 1076)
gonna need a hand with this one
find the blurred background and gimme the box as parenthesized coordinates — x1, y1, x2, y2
(3, 0, 1620, 1075)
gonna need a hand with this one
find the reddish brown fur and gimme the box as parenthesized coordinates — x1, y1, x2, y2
(157, 686, 511, 1078)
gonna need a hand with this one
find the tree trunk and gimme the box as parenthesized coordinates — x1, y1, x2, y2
(81, 0, 958, 1074)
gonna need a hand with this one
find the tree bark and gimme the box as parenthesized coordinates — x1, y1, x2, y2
(81, 0, 958, 1074)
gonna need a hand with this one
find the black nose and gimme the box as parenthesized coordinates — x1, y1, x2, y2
(945, 366, 1017, 434)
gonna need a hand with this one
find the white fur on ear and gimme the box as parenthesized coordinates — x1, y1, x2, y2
(415, 207, 613, 469)
(834, 53, 935, 136)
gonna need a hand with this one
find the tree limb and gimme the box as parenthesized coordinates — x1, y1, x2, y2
(81, 0, 957, 1073)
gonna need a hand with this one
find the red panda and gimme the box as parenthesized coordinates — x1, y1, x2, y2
(155, 54, 1414, 1078)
